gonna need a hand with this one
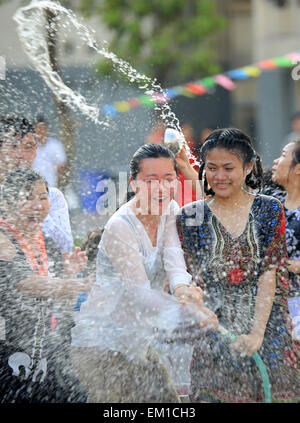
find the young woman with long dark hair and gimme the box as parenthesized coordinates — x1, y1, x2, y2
(177, 128, 300, 403)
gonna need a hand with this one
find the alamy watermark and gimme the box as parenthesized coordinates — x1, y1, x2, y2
(95, 172, 204, 226)
(0, 56, 6, 80)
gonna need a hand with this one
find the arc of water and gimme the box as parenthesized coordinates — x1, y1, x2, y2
(13, 0, 105, 126)
(13, 0, 185, 140)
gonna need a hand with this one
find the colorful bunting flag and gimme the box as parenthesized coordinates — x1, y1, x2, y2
(185, 83, 206, 95)
(101, 50, 300, 116)
(214, 74, 236, 90)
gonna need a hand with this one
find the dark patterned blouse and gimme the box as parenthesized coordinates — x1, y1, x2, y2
(177, 194, 300, 403)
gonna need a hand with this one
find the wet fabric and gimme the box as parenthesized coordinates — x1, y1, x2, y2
(71, 200, 209, 402)
(177, 194, 300, 403)
(0, 228, 86, 403)
(71, 200, 194, 357)
(262, 189, 300, 341)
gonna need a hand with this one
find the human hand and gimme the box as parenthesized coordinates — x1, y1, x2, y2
(63, 247, 88, 276)
(176, 289, 218, 331)
(175, 147, 190, 171)
(173, 285, 204, 304)
(231, 331, 264, 357)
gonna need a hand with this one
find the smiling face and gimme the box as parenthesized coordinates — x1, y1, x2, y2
(13, 180, 50, 236)
(205, 148, 253, 199)
(272, 142, 297, 188)
(130, 157, 178, 215)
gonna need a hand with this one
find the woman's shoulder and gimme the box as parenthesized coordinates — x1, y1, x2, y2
(254, 193, 283, 213)
(176, 200, 207, 229)
(179, 199, 206, 215)
(0, 230, 16, 261)
(48, 187, 68, 211)
(104, 203, 136, 233)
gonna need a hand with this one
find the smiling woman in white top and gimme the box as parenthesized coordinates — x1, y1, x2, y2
(71, 143, 218, 403)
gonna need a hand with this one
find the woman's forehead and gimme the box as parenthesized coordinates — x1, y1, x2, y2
(138, 157, 176, 175)
(206, 148, 242, 163)
(30, 180, 48, 192)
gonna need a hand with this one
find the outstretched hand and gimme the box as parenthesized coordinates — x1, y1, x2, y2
(174, 285, 219, 331)
(173, 285, 204, 303)
(62, 247, 88, 276)
(175, 146, 190, 172)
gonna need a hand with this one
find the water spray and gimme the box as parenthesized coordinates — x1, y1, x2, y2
(218, 325, 272, 403)
(13, 0, 182, 132)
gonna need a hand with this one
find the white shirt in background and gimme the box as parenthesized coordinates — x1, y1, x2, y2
(43, 187, 74, 253)
(33, 137, 66, 187)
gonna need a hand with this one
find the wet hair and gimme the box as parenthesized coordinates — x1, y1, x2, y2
(0, 116, 35, 148)
(130, 143, 178, 180)
(35, 114, 48, 126)
(198, 128, 264, 196)
(81, 227, 104, 263)
(262, 167, 284, 195)
(0, 168, 48, 214)
(289, 140, 300, 169)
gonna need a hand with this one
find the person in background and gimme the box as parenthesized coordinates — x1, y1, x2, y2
(33, 115, 67, 188)
(0, 117, 23, 182)
(147, 121, 202, 206)
(146, 121, 166, 144)
(80, 227, 104, 277)
(271, 141, 300, 341)
(72, 227, 104, 312)
(0, 116, 73, 254)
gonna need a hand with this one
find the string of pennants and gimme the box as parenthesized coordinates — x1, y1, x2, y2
(102, 50, 300, 117)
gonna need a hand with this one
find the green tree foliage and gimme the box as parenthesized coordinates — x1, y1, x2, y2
(77, 0, 227, 85)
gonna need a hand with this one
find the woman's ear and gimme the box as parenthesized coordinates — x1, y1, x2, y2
(129, 177, 138, 193)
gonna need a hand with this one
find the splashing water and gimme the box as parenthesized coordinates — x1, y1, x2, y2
(13, 0, 187, 145)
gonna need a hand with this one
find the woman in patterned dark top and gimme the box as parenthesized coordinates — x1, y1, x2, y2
(271, 141, 300, 341)
(177, 128, 300, 403)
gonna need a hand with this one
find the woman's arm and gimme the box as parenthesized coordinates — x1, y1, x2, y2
(17, 273, 94, 299)
(175, 148, 203, 200)
(231, 268, 276, 356)
(287, 259, 300, 273)
(163, 203, 206, 304)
